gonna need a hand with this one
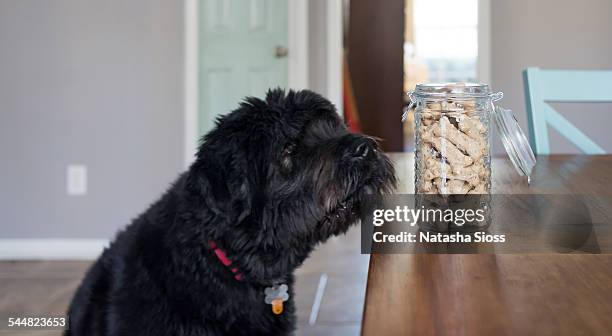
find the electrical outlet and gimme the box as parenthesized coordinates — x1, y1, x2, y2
(67, 165, 87, 196)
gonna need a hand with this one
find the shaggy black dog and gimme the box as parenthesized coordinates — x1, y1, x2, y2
(65, 89, 396, 336)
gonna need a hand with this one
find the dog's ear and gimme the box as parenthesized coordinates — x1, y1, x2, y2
(187, 146, 251, 224)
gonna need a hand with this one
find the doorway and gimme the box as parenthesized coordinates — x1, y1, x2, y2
(198, 0, 289, 136)
(403, 0, 485, 151)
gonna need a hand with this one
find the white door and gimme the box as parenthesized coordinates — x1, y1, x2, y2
(199, 0, 288, 136)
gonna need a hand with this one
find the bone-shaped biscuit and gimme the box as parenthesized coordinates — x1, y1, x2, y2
(417, 180, 434, 193)
(433, 178, 470, 195)
(425, 158, 452, 178)
(450, 164, 482, 187)
(454, 100, 476, 111)
(426, 102, 442, 110)
(418, 125, 433, 143)
(446, 179, 470, 194)
(434, 117, 486, 160)
(468, 183, 487, 194)
(458, 116, 486, 140)
(423, 159, 482, 187)
(417, 142, 437, 165)
(426, 137, 473, 167)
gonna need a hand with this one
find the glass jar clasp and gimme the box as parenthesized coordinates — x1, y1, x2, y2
(489, 91, 504, 111)
(490, 91, 503, 102)
(401, 91, 416, 122)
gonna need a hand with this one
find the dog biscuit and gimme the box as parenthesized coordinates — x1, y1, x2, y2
(458, 116, 486, 140)
(416, 98, 491, 195)
(435, 117, 486, 160)
(427, 137, 473, 167)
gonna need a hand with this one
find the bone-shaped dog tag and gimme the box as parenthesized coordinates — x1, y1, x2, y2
(264, 284, 289, 315)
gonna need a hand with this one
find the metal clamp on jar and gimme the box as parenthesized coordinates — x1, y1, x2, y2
(402, 83, 536, 232)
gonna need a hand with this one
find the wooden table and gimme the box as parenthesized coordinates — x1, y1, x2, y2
(361, 154, 612, 336)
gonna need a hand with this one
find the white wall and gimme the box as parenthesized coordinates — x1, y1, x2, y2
(490, 0, 612, 154)
(0, 0, 184, 238)
(308, 0, 329, 96)
(0, 0, 331, 242)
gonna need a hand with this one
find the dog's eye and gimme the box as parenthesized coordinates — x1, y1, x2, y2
(283, 143, 296, 156)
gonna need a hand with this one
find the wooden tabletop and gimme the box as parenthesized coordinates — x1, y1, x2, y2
(362, 154, 612, 336)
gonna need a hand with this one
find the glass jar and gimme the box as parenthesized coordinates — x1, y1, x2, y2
(404, 83, 536, 232)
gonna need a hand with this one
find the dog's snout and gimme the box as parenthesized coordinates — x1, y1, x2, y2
(352, 137, 378, 159)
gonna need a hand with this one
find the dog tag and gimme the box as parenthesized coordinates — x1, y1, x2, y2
(264, 284, 289, 315)
(271, 299, 283, 314)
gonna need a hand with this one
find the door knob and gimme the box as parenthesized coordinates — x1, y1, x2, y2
(275, 46, 289, 58)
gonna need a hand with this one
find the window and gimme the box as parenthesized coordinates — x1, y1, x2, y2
(404, 0, 479, 150)
(406, 0, 478, 85)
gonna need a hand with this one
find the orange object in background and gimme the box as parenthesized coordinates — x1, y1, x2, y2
(343, 51, 361, 133)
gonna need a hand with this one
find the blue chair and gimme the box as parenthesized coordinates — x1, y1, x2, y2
(523, 67, 612, 154)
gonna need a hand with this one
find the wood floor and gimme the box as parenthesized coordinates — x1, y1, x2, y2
(0, 227, 367, 336)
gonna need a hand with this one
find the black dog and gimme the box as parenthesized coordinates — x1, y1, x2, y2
(65, 89, 395, 335)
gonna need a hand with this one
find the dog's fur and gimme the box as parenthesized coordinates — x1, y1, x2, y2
(65, 89, 395, 336)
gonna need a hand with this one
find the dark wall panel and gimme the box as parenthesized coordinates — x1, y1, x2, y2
(348, 0, 404, 151)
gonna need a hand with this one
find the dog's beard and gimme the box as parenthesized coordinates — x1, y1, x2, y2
(317, 156, 396, 237)
(319, 186, 370, 232)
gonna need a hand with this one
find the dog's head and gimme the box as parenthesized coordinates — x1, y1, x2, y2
(188, 89, 395, 281)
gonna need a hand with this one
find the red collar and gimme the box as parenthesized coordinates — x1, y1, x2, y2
(209, 241, 244, 281)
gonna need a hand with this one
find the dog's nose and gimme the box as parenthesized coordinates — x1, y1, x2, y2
(353, 138, 377, 158)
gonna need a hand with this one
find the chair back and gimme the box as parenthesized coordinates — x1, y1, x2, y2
(523, 67, 612, 154)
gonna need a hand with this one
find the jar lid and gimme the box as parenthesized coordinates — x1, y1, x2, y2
(493, 106, 537, 182)
(413, 82, 492, 99)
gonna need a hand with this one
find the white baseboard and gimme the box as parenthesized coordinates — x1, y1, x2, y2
(0, 239, 109, 260)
